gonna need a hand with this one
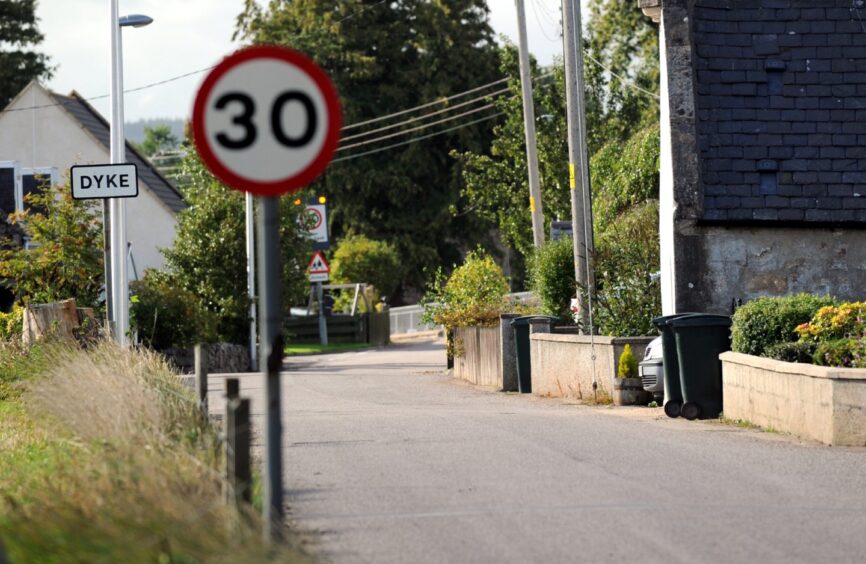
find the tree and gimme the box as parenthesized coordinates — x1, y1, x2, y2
(456, 44, 571, 260)
(584, 0, 659, 149)
(456, 0, 660, 267)
(0, 183, 103, 307)
(159, 152, 311, 344)
(135, 125, 179, 157)
(235, 0, 502, 299)
(0, 0, 53, 108)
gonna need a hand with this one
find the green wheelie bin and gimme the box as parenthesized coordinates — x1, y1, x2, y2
(511, 316, 559, 394)
(669, 314, 732, 420)
(651, 313, 699, 419)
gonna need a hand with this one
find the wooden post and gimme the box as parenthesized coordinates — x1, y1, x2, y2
(226, 396, 252, 506)
(194, 344, 208, 415)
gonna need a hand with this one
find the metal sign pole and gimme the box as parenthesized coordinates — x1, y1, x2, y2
(246, 192, 258, 371)
(317, 281, 328, 346)
(256, 195, 283, 543)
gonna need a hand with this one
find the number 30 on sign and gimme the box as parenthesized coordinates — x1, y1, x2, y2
(192, 45, 342, 197)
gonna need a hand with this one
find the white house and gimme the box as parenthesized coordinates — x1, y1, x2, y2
(0, 81, 185, 275)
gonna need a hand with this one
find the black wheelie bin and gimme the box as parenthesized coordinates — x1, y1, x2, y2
(651, 313, 699, 418)
(669, 314, 733, 420)
(511, 316, 559, 394)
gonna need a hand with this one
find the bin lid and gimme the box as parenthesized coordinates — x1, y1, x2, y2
(669, 314, 732, 328)
(651, 312, 702, 328)
(511, 315, 560, 327)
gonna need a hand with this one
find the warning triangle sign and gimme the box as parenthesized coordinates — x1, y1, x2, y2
(308, 251, 330, 274)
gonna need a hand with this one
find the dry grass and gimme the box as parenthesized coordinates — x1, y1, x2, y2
(0, 341, 310, 563)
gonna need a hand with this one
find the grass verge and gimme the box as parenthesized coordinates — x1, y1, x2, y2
(284, 341, 374, 356)
(0, 340, 310, 563)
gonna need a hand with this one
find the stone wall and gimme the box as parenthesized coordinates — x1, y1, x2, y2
(529, 334, 654, 402)
(721, 351, 866, 446)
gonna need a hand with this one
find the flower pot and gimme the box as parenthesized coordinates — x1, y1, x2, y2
(613, 377, 649, 406)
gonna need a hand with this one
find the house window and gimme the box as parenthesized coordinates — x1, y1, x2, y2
(0, 161, 20, 215)
(21, 167, 57, 216)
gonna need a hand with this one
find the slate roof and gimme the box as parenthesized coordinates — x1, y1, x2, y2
(693, 0, 866, 224)
(51, 91, 186, 213)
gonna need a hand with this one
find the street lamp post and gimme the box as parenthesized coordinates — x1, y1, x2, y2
(109, 2, 152, 346)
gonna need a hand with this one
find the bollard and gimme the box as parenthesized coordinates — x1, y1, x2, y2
(226, 397, 252, 506)
(194, 344, 209, 416)
(225, 377, 239, 402)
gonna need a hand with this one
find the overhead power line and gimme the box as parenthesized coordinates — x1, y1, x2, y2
(338, 101, 500, 152)
(332, 112, 506, 164)
(340, 86, 512, 142)
(335, 72, 553, 160)
(343, 77, 510, 130)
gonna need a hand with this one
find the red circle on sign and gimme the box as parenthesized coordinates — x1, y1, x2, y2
(192, 45, 342, 196)
(307, 208, 323, 230)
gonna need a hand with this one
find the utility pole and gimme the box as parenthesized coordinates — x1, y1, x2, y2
(561, 0, 595, 332)
(515, 0, 545, 248)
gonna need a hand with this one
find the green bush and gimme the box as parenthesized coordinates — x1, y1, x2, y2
(330, 234, 402, 311)
(592, 201, 662, 336)
(730, 293, 836, 356)
(617, 344, 638, 378)
(812, 338, 866, 368)
(130, 271, 214, 351)
(420, 248, 509, 329)
(764, 341, 818, 364)
(591, 124, 660, 234)
(0, 305, 24, 341)
(528, 238, 575, 322)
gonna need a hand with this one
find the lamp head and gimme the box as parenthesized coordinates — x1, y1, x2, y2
(119, 14, 153, 28)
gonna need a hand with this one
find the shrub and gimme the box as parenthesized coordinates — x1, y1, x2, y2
(592, 201, 662, 336)
(162, 152, 310, 344)
(130, 271, 214, 350)
(330, 234, 402, 311)
(794, 302, 866, 343)
(528, 237, 575, 322)
(420, 249, 509, 329)
(812, 338, 866, 368)
(0, 183, 103, 309)
(617, 344, 638, 378)
(0, 305, 24, 341)
(764, 341, 817, 364)
(730, 293, 836, 356)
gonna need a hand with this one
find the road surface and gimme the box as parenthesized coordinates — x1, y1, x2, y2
(208, 338, 866, 563)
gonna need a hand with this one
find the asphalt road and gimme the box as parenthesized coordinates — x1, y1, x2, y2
(209, 338, 866, 564)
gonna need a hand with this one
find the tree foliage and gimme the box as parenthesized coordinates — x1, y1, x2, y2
(0, 0, 53, 108)
(592, 201, 661, 337)
(234, 0, 502, 298)
(420, 248, 509, 329)
(584, 0, 659, 149)
(528, 237, 575, 322)
(330, 234, 402, 301)
(0, 183, 103, 308)
(456, 0, 659, 260)
(456, 45, 571, 260)
(134, 125, 179, 157)
(159, 153, 311, 344)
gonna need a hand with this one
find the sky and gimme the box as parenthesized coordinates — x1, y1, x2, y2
(35, 0, 568, 123)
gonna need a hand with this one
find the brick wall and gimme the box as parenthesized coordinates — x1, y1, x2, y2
(693, 0, 866, 223)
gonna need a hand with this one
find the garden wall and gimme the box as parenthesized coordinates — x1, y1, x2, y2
(453, 326, 502, 388)
(529, 334, 653, 401)
(721, 352, 866, 446)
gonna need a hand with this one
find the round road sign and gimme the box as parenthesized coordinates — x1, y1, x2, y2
(192, 45, 342, 196)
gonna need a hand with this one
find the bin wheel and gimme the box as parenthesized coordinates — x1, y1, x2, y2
(663, 400, 681, 419)
(681, 402, 701, 421)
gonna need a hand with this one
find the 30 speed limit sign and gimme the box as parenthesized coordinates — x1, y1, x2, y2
(192, 45, 342, 196)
